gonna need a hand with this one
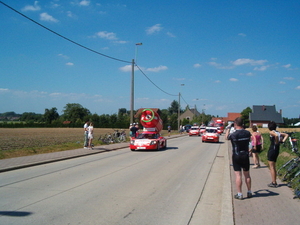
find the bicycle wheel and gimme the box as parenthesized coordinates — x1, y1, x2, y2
(282, 160, 300, 182)
(287, 170, 300, 188)
(277, 158, 296, 176)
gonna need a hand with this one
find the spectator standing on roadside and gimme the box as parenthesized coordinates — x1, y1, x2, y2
(251, 125, 264, 169)
(168, 125, 171, 137)
(267, 121, 288, 187)
(226, 117, 252, 200)
(135, 123, 140, 137)
(130, 123, 138, 138)
(83, 120, 89, 149)
(88, 122, 94, 149)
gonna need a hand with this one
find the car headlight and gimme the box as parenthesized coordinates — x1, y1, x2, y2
(150, 140, 157, 145)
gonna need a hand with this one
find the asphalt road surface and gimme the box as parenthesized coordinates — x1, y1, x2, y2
(0, 135, 225, 225)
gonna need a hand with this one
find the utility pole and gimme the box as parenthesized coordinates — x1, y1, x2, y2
(178, 92, 180, 131)
(130, 59, 134, 124)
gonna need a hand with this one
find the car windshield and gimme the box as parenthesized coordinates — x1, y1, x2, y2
(191, 128, 198, 130)
(137, 133, 157, 139)
(206, 129, 217, 133)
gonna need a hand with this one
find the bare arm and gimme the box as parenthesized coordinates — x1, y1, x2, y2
(280, 132, 289, 143)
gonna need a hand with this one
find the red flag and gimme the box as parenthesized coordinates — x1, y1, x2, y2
(135, 43, 142, 45)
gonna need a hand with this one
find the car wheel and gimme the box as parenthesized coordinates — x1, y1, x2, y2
(130, 149, 135, 151)
(164, 140, 167, 149)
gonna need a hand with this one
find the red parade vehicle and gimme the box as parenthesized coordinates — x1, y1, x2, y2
(202, 127, 220, 143)
(130, 108, 167, 151)
(189, 126, 201, 136)
(208, 119, 224, 134)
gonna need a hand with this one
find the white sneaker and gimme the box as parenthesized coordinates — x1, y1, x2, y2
(84, 147, 88, 149)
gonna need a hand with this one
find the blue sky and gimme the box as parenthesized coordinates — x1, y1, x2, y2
(1, 0, 299, 118)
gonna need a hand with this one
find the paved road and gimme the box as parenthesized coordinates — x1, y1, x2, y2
(0, 135, 231, 225)
(1, 134, 299, 224)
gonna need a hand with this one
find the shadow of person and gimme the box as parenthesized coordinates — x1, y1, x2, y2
(0, 211, 33, 217)
(253, 189, 279, 198)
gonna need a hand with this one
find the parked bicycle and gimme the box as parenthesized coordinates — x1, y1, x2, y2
(98, 133, 113, 144)
(282, 132, 298, 152)
(277, 132, 299, 182)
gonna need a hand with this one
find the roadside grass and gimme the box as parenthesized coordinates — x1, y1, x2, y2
(258, 130, 300, 185)
(0, 128, 173, 159)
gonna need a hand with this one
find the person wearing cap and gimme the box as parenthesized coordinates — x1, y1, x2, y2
(129, 123, 133, 137)
(130, 123, 138, 138)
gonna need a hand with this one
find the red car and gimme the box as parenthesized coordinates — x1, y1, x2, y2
(189, 126, 200, 136)
(130, 132, 167, 151)
(202, 127, 220, 143)
(200, 125, 206, 135)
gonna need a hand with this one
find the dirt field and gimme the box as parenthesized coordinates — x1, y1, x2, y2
(246, 127, 300, 134)
(0, 128, 129, 159)
(0, 127, 298, 159)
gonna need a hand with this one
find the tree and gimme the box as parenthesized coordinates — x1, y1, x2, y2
(168, 100, 180, 114)
(62, 103, 91, 123)
(44, 107, 59, 124)
(240, 107, 252, 127)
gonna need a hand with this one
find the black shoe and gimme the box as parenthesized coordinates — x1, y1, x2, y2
(234, 194, 243, 200)
(268, 182, 278, 188)
(247, 192, 253, 198)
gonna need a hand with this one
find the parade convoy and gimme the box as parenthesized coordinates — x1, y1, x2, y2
(130, 109, 224, 150)
(130, 109, 167, 151)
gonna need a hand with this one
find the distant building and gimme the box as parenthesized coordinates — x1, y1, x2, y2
(249, 105, 284, 127)
(219, 113, 241, 125)
(179, 107, 200, 122)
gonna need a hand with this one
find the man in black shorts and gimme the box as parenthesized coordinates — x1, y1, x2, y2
(226, 117, 252, 200)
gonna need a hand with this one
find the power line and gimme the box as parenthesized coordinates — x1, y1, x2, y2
(180, 94, 189, 106)
(1, 1, 185, 102)
(135, 64, 178, 97)
(0, 1, 131, 64)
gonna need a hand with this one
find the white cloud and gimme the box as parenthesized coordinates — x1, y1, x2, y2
(119, 65, 168, 73)
(146, 65, 168, 72)
(232, 58, 267, 66)
(238, 33, 246, 37)
(22, 1, 41, 11)
(58, 54, 69, 59)
(113, 40, 127, 44)
(208, 61, 221, 67)
(208, 61, 234, 69)
(283, 77, 294, 80)
(193, 63, 201, 68)
(0, 88, 9, 92)
(95, 31, 117, 40)
(146, 24, 163, 35)
(67, 11, 75, 18)
(296, 86, 300, 90)
(283, 64, 291, 68)
(253, 65, 269, 71)
(79, 0, 90, 6)
(40, 12, 59, 22)
(167, 32, 176, 38)
(66, 62, 74, 66)
(229, 78, 238, 82)
(119, 65, 138, 72)
(215, 80, 221, 83)
(279, 81, 286, 84)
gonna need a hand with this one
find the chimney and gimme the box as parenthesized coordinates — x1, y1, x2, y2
(280, 109, 282, 115)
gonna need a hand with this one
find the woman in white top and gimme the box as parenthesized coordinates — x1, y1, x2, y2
(88, 122, 94, 149)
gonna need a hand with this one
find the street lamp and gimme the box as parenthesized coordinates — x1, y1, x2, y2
(178, 84, 185, 131)
(130, 43, 142, 124)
